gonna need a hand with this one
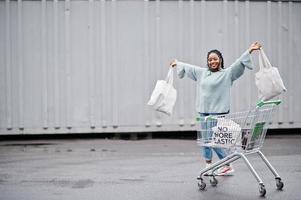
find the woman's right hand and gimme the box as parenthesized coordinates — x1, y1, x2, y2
(170, 59, 177, 67)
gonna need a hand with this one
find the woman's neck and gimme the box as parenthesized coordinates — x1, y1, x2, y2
(208, 67, 220, 72)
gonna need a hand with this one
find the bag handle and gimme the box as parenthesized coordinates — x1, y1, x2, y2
(165, 67, 174, 84)
(259, 48, 272, 70)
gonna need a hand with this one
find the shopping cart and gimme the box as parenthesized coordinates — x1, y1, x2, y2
(196, 100, 284, 197)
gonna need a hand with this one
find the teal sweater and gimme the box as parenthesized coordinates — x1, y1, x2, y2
(177, 50, 253, 114)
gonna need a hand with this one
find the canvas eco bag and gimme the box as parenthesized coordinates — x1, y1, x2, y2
(147, 67, 177, 116)
(211, 118, 242, 148)
(255, 49, 287, 101)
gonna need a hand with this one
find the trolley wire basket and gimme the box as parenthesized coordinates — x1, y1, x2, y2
(196, 100, 284, 197)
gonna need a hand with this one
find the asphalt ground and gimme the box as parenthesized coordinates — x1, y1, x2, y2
(0, 134, 301, 200)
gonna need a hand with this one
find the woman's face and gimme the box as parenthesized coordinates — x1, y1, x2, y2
(207, 53, 221, 71)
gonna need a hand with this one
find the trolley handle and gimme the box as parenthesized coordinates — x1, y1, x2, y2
(196, 115, 217, 122)
(256, 100, 281, 108)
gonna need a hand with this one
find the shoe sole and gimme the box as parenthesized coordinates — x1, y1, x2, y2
(215, 170, 235, 176)
(215, 173, 234, 176)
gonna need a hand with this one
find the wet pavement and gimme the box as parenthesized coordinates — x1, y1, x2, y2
(0, 134, 301, 200)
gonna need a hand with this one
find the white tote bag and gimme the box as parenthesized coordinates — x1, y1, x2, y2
(147, 67, 177, 116)
(255, 49, 287, 101)
(211, 118, 242, 148)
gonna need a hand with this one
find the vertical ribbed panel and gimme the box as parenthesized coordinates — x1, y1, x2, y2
(266, 0, 272, 124)
(177, 0, 184, 126)
(53, 0, 60, 129)
(111, 0, 118, 128)
(188, 0, 195, 126)
(155, 0, 161, 127)
(88, 0, 95, 128)
(277, 1, 283, 124)
(0, 0, 301, 135)
(288, 1, 294, 124)
(17, 0, 24, 130)
(222, 0, 228, 53)
(100, 0, 107, 128)
(233, 0, 239, 112)
(65, 0, 72, 129)
(41, 0, 48, 129)
(5, 0, 12, 130)
(245, 0, 252, 110)
(144, 0, 151, 128)
(200, 0, 205, 64)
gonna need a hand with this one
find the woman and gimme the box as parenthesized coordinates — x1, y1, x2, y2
(170, 42, 262, 176)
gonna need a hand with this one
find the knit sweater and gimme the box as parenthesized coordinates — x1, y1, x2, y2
(176, 50, 253, 114)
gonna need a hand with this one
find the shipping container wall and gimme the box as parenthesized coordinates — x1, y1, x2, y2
(0, 0, 301, 135)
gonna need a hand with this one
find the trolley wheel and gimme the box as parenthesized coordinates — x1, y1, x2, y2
(259, 184, 266, 197)
(276, 178, 284, 190)
(209, 177, 218, 187)
(198, 181, 206, 190)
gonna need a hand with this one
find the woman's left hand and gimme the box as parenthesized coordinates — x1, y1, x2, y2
(248, 42, 262, 54)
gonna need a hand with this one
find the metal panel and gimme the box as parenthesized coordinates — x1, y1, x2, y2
(0, 0, 301, 135)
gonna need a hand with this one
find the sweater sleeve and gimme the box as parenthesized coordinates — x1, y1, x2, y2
(228, 50, 253, 81)
(176, 61, 204, 81)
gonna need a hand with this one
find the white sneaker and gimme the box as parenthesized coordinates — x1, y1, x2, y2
(203, 163, 213, 176)
(215, 164, 235, 176)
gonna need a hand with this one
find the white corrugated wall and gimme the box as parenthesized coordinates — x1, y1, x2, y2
(0, 0, 300, 135)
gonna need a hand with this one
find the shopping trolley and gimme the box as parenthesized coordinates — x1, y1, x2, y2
(196, 100, 284, 197)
